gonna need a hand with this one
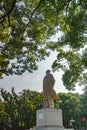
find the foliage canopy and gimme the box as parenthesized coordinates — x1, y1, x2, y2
(0, 0, 87, 90)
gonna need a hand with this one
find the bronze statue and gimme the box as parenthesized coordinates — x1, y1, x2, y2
(43, 70, 56, 108)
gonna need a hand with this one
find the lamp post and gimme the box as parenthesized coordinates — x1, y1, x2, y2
(70, 117, 75, 128)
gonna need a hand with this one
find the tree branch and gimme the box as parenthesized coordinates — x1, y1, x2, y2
(57, 0, 71, 15)
(0, 0, 16, 24)
(30, 0, 43, 21)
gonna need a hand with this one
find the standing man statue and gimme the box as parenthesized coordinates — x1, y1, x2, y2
(43, 70, 56, 108)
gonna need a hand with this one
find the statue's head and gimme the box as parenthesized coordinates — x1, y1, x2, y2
(46, 70, 50, 74)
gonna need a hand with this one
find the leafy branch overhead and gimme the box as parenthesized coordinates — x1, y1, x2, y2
(0, 0, 16, 25)
(0, 0, 87, 90)
(0, 0, 71, 25)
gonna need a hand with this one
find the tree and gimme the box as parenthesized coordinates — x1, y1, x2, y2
(81, 85, 87, 116)
(56, 92, 81, 128)
(19, 89, 43, 129)
(0, 98, 8, 130)
(0, 88, 22, 130)
(80, 85, 87, 128)
(0, 0, 87, 90)
(0, 88, 43, 129)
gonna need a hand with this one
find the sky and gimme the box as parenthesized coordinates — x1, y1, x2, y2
(0, 51, 84, 94)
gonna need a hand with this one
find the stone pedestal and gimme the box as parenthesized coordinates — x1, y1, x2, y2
(36, 108, 65, 130)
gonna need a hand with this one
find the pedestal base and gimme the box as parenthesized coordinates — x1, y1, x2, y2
(36, 108, 64, 130)
(36, 126, 65, 130)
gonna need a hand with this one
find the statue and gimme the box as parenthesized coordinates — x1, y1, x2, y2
(43, 70, 56, 108)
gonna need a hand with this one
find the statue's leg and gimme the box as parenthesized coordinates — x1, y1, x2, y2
(48, 95, 54, 108)
(44, 100, 49, 108)
(43, 92, 49, 108)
